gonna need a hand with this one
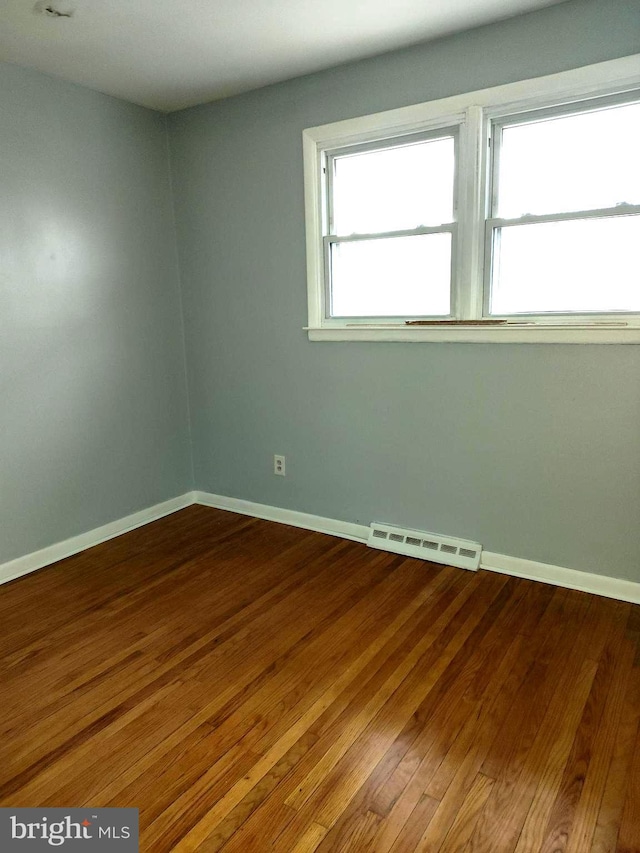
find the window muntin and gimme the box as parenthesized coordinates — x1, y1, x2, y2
(487, 97, 640, 318)
(325, 130, 458, 320)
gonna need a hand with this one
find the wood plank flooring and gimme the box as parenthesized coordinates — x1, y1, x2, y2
(1, 505, 639, 852)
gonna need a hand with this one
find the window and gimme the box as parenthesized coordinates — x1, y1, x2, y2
(303, 55, 640, 342)
(488, 99, 640, 317)
(328, 131, 457, 319)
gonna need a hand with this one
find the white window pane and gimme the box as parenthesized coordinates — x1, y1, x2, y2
(332, 136, 455, 235)
(497, 101, 640, 218)
(490, 215, 640, 315)
(330, 233, 451, 317)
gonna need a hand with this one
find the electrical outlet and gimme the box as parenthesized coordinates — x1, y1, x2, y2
(274, 455, 286, 476)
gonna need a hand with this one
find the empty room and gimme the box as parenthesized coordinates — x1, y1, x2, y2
(1, 0, 640, 850)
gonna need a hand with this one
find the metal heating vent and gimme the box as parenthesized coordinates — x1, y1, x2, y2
(367, 523, 482, 571)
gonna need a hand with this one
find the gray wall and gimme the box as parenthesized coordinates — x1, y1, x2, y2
(0, 63, 192, 564)
(168, 0, 640, 581)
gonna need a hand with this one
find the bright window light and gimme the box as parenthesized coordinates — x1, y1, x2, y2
(330, 233, 452, 317)
(491, 216, 640, 314)
(490, 98, 640, 316)
(327, 133, 456, 318)
(332, 137, 455, 234)
(497, 102, 640, 218)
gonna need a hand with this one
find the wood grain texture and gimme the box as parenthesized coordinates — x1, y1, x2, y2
(1, 505, 639, 852)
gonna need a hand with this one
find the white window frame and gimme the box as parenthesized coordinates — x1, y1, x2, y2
(302, 54, 640, 343)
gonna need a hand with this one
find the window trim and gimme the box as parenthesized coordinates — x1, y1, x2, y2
(302, 54, 640, 343)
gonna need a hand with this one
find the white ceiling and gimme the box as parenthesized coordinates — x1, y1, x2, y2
(1, 0, 569, 112)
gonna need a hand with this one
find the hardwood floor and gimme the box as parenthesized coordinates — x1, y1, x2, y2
(1, 505, 639, 852)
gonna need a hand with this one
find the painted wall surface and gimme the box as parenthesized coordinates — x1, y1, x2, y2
(0, 63, 192, 564)
(169, 0, 640, 581)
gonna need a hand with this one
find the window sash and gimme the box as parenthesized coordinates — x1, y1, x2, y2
(323, 226, 457, 321)
(324, 126, 460, 237)
(483, 209, 640, 319)
(487, 92, 640, 220)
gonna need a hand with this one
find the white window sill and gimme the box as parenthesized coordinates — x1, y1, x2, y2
(306, 325, 640, 344)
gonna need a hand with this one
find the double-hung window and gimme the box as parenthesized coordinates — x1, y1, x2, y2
(487, 98, 640, 318)
(303, 55, 640, 342)
(327, 129, 457, 319)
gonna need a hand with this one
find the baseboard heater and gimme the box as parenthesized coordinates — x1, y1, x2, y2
(367, 522, 482, 571)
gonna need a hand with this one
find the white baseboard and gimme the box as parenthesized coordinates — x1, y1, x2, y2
(194, 491, 368, 543)
(196, 492, 640, 605)
(2, 489, 639, 606)
(0, 492, 197, 587)
(480, 551, 640, 605)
